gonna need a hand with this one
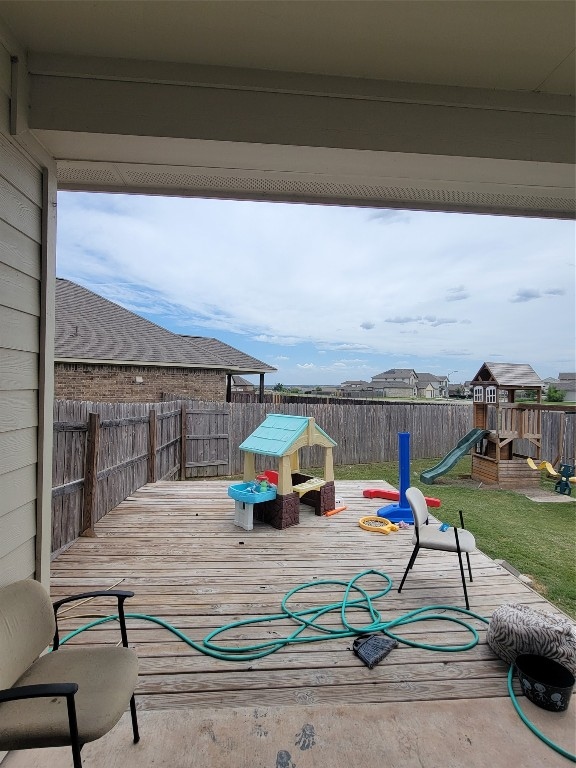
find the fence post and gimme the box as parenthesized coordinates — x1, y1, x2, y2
(180, 403, 187, 480)
(148, 409, 157, 483)
(82, 412, 99, 536)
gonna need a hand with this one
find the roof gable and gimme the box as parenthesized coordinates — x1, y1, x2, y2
(471, 362, 542, 388)
(239, 414, 336, 457)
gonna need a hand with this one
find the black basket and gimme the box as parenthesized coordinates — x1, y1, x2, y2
(515, 654, 575, 712)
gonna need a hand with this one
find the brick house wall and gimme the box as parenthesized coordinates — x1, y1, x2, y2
(54, 363, 227, 402)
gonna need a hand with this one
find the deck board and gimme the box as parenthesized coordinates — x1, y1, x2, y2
(50, 480, 572, 714)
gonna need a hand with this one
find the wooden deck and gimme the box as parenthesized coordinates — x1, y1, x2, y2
(49, 480, 571, 714)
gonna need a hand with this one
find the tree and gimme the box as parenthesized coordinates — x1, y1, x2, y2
(273, 383, 284, 392)
(546, 385, 566, 403)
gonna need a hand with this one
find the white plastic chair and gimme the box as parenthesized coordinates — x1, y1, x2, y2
(398, 487, 476, 609)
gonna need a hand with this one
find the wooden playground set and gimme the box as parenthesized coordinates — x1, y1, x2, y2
(470, 363, 574, 490)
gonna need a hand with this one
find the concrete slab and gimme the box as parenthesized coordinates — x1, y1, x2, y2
(514, 487, 575, 503)
(4, 696, 575, 768)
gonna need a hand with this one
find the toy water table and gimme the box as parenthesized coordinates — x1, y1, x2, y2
(228, 480, 277, 531)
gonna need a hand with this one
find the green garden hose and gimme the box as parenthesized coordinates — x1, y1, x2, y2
(55, 568, 575, 762)
(507, 665, 576, 763)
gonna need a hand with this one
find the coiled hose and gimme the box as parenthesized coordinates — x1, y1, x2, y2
(56, 568, 575, 762)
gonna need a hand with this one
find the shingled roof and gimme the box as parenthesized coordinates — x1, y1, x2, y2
(415, 372, 444, 382)
(180, 336, 274, 374)
(471, 362, 542, 388)
(372, 368, 416, 378)
(55, 279, 275, 374)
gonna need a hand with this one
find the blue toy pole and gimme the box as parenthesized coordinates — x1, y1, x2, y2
(377, 432, 415, 524)
(398, 432, 410, 509)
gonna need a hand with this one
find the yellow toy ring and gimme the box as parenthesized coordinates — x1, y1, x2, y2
(359, 516, 400, 534)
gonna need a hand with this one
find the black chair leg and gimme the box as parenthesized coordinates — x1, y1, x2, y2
(456, 548, 470, 610)
(66, 694, 83, 768)
(398, 545, 419, 593)
(130, 695, 140, 743)
(466, 552, 473, 582)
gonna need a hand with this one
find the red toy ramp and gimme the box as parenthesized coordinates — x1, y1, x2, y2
(363, 488, 441, 508)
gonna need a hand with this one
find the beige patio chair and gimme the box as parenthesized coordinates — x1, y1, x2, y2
(0, 579, 140, 768)
(397, 487, 475, 609)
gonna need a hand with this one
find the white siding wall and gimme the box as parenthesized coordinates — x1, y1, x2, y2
(0, 42, 45, 586)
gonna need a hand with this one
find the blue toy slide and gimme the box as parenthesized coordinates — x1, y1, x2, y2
(420, 428, 490, 484)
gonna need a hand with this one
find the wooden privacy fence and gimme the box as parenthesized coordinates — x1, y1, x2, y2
(183, 399, 574, 477)
(52, 400, 181, 552)
(52, 398, 575, 552)
(225, 400, 472, 475)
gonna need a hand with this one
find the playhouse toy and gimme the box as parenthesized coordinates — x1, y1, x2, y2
(375, 432, 415, 524)
(233, 414, 337, 529)
(363, 488, 441, 508)
(359, 516, 399, 534)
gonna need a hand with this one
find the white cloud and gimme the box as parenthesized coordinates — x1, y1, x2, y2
(57, 193, 576, 382)
(446, 285, 470, 302)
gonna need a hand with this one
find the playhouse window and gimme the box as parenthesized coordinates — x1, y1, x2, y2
(473, 386, 484, 402)
(486, 386, 497, 403)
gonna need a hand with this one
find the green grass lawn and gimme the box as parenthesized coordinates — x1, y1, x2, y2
(321, 457, 576, 618)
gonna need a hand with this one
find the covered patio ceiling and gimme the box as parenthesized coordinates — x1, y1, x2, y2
(0, 0, 574, 217)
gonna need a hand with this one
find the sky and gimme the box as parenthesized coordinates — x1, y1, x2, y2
(56, 192, 576, 386)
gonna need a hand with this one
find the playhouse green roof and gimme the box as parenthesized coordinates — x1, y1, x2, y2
(238, 414, 336, 457)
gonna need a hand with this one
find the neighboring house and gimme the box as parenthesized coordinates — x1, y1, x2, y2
(415, 372, 448, 398)
(370, 369, 451, 398)
(417, 380, 439, 399)
(448, 383, 469, 398)
(369, 368, 456, 400)
(557, 373, 576, 401)
(298, 385, 339, 396)
(340, 380, 373, 396)
(371, 369, 418, 396)
(542, 376, 558, 394)
(341, 380, 371, 391)
(54, 279, 276, 403)
(230, 375, 256, 393)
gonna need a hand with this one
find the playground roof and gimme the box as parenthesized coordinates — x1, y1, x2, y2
(472, 362, 542, 388)
(239, 414, 336, 457)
